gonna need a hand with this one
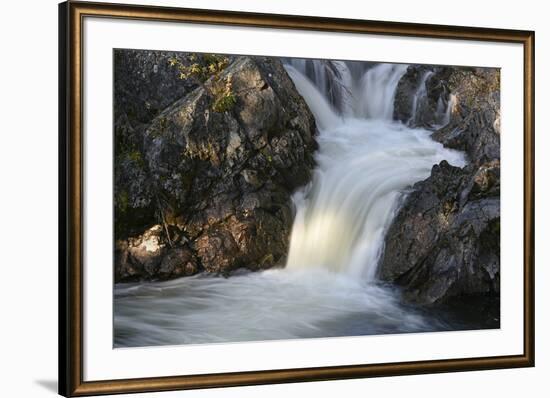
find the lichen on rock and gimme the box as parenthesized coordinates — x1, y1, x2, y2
(379, 67, 501, 305)
(114, 51, 317, 282)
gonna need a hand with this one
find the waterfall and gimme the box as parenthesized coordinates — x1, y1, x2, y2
(285, 66, 340, 130)
(331, 61, 354, 116)
(284, 61, 465, 280)
(359, 64, 408, 119)
(285, 58, 369, 117)
(286, 59, 408, 121)
(408, 70, 434, 125)
(114, 59, 467, 347)
(442, 93, 457, 126)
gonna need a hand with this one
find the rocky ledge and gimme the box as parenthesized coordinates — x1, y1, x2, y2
(379, 67, 501, 305)
(114, 51, 317, 282)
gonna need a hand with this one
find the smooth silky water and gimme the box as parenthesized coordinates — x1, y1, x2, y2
(114, 61, 466, 347)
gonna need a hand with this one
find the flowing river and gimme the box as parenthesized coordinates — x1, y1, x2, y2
(114, 61, 467, 347)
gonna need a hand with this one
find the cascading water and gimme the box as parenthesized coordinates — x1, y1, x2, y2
(408, 70, 434, 126)
(114, 60, 466, 347)
(284, 63, 464, 281)
(359, 64, 408, 119)
(441, 93, 457, 127)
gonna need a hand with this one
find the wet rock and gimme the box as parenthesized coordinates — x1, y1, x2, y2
(394, 65, 452, 127)
(115, 225, 201, 282)
(378, 161, 500, 304)
(114, 51, 317, 281)
(431, 68, 500, 164)
(158, 246, 201, 279)
(115, 225, 166, 282)
(380, 68, 500, 305)
(393, 65, 431, 123)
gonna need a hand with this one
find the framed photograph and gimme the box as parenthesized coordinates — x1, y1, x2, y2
(59, 1, 534, 396)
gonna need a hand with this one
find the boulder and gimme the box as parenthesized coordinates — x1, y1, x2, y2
(114, 52, 317, 281)
(378, 161, 500, 304)
(115, 224, 200, 282)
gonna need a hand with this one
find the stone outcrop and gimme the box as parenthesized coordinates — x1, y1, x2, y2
(379, 67, 500, 305)
(114, 51, 317, 282)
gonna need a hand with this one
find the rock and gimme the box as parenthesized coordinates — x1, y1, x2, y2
(115, 225, 200, 282)
(391, 63, 497, 133)
(393, 65, 431, 123)
(431, 68, 500, 164)
(393, 65, 451, 127)
(115, 225, 166, 282)
(158, 246, 200, 279)
(114, 51, 317, 281)
(378, 161, 500, 304)
(113, 50, 201, 238)
(380, 67, 500, 305)
(114, 49, 201, 126)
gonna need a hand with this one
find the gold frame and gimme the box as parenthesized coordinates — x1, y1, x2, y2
(59, 1, 535, 396)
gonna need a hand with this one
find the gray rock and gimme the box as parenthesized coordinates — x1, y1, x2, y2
(432, 69, 500, 165)
(380, 68, 500, 305)
(393, 65, 451, 127)
(113, 50, 202, 238)
(114, 52, 317, 281)
(158, 246, 200, 279)
(115, 225, 166, 281)
(378, 161, 500, 304)
(393, 65, 431, 123)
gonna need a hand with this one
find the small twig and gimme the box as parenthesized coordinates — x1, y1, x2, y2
(156, 195, 173, 248)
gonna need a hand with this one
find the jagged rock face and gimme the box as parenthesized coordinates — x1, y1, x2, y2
(115, 225, 200, 281)
(393, 65, 451, 127)
(378, 160, 500, 304)
(432, 68, 500, 164)
(114, 52, 317, 282)
(114, 50, 202, 126)
(114, 50, 203, 238)
(393, 65, 431, 123)
(379, 68, 500, 305)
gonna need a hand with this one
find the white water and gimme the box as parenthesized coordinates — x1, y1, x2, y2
(359, 64, 408, 119)
(408, 71, 434, 126)
(285, 64, 463, 279)
(114, 61, 465, 347)
(115, 269, 436, 346)
(442, 93, 458, 127)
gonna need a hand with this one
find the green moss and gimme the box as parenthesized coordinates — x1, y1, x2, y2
(128, 150, 142, 163)
(149, 117, 168, 138)
(259, 147, 273, 163)
(168, 53, 229, 83)
(159, 116, 169, 130)
(212, 91, 236, 113)
(117, 190, 129, 213)
(169, 53, 236, 113)
(259, 253, 275, 267)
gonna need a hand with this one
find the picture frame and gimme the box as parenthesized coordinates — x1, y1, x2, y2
(59, 1, 535, 396)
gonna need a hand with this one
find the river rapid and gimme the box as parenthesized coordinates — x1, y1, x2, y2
(114, 60, 467, 347)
